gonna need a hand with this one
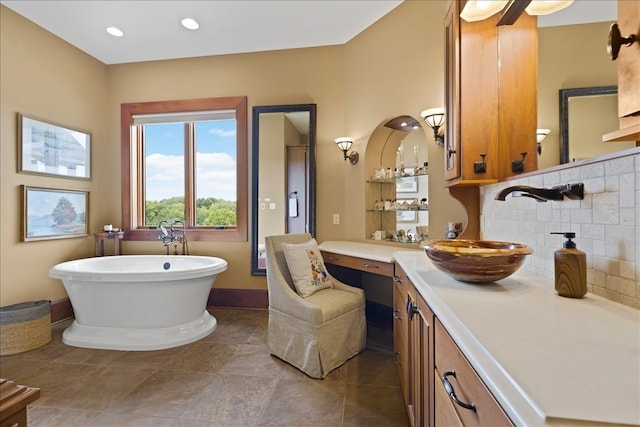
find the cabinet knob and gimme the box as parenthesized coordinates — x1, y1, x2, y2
(393, 352, 402, 366)
(608, 23, 637, 61)
(406, 297, 419, 320)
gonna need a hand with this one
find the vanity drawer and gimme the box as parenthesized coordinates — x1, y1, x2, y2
(435, 318, 513, 427)
(320, 251, 394, 277)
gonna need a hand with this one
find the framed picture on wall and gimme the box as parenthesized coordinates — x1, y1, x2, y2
(396, 199, 418, 223)
(396, 177, 417, 193)
(18, 113, 91, 179)
(21, 186, 89, 241)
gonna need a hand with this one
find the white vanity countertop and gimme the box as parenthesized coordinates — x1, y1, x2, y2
(393, 251, 640, 427)
(318, 240, 421, 263)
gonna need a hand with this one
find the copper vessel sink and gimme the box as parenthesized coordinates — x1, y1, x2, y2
(422, 240, 532, 283)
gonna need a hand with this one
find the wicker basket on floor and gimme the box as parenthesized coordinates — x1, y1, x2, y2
(0, 300, 51, 356)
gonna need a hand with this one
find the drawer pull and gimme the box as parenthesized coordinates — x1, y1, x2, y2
(362, 263, 379, 269)
(392, 309, 403, 320)
(442, 371, 477, 412)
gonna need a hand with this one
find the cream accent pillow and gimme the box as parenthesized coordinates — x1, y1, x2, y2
(282, 238, 333, 297)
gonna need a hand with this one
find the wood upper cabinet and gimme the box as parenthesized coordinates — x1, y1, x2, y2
(603, 0, 640, 143)
(444, 0, 537, 186)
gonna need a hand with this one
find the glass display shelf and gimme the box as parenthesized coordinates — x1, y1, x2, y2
(366, 208, 428, 212)
(366, 170, 429, 184)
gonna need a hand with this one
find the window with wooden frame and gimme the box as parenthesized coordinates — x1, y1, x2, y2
(121, 96, 247, 242)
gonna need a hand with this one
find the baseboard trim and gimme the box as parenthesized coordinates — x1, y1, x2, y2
(51, 298, 74, 324)
(208, 288, 268, 309)
(51, 288, 269, 324)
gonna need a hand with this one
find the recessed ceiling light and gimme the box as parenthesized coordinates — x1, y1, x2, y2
(106, 27, 124, 37)
(181, 18, 199, 30)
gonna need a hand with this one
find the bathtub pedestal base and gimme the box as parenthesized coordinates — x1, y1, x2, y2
(62, 310, 217, 351)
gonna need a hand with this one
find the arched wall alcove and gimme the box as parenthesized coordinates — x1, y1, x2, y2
(364, 115, 430, 243)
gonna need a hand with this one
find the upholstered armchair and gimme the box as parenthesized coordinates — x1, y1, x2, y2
(264, 233, 366, 379)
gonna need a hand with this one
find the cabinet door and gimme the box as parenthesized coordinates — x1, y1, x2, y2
(407, 287, 434, 427)
(445, 1, 499, 185)
(458, 12, 499, 183)
(393, 266, 410, 404)
(444, 1, 460, 181)
(497, 13, 538, 178)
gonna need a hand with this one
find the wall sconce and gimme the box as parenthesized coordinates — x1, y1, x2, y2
(421, 108, 445, 146)
(536, 128, 550, 155)
(335, 137, 359, 164)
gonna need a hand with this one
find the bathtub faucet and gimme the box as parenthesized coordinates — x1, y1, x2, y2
(156, 220, 189, 255)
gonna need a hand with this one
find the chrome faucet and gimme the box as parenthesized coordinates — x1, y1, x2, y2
(495, 183, 584, 202)
(156, 220, 189, 255)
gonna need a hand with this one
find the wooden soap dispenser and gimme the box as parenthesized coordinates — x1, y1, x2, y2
(551, 232, 587, 298)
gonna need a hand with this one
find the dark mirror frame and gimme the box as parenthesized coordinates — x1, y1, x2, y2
(251, 104, 317, 275)
(559, 85, 617, 164)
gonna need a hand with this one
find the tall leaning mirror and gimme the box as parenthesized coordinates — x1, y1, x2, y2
(251, 104, 316, 275)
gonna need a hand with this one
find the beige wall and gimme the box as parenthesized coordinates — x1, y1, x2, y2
(341, 0, 465, 242)
(1, 7, 110, 304)
(1, 1, 467, 306)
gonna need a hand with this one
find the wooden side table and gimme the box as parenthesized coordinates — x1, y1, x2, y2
(0, 378, 40, 427)
(93, 231, 125, 256)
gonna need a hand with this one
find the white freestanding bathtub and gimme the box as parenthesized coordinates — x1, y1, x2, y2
(49, 255, 228, 351)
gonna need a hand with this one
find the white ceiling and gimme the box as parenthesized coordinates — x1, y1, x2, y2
(0, 0, 403, 65)
(0, 0, 616, 65)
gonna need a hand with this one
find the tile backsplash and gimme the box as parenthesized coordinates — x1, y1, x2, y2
(480, 149, 639, 309)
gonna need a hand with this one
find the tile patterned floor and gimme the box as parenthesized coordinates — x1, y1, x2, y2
(0, 308, 409, 427)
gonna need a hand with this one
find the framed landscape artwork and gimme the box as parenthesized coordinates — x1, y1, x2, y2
(22, 186, 89, 241)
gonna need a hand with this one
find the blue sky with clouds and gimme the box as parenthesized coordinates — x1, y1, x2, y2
(144, 120, 237, 201)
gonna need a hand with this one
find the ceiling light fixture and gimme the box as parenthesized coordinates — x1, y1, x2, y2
(181, 18, 199, 30)
(106, 27, 124, 37)
(525, 0, 574, 16)
(460, 0, 509, 22)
